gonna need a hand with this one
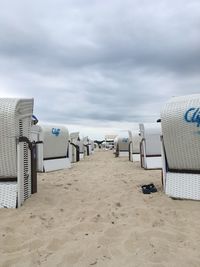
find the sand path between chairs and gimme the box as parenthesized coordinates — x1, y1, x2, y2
(0, 150, 200, 267)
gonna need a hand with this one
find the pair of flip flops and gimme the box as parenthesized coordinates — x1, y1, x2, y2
(141, 183, 157, 194)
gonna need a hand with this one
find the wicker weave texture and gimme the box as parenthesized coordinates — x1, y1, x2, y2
(0, 98, 33, 178)
(161, 94, 200, 170)
(31, 124, 69, 159)
(0, 182, 17, 208)
(83, 136, 89, 145)
(70, 132, 79, 140)
(116, 137, 129, 152)
(139, 123, 162, 155)
(131, 131, 141, 154)
(166, 172, 200, 200)
(77, 140, 84, 153)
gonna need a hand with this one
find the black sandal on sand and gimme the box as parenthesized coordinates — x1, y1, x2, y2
(141, 183, 157, 194)
(148, 183, 157, 193)
(141, 185, 151, 194)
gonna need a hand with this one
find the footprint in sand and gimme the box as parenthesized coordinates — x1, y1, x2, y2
(27, 239, 44, 251)
(61, 251, 83, 265)
(115, 202, 121, 207)
(91, 214, 101, 223)
(152, 219, 165, 227)
(98, 227, 122, 246)
(3, 236, 43, 253)
(55, 183, 63, 187)
(124, 229, 187, 256)
(47, 237, 68, 251)
(39, 215, 54, 229)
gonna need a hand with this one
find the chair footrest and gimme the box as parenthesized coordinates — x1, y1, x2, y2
(166, 172, 200, 200)
(0, 182, 17, 208)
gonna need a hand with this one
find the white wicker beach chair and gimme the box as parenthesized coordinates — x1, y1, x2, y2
(83, 136, 90, 156)
(77, 139, 84, 160)
(90, 140, 95, 154)
(69, 132, 80, 163)
(113, 136, 118, 154)
(139, 123, 162, 169)
(31, 124, 71, 172)
(104, 135, 116, 150)
(161, 94, 200, 200)
(114, 134, 129, 157)
(0, 98, 33, 208)
(128, 129, 141, 162)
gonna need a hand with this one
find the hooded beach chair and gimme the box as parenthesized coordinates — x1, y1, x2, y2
(77, 138, 84, 160)
(139, 123, 162, 169)
(0, 98, 35, 208)
(161, 94, 200, 200)
(114, 134, 129, 157)
(69, 132, 80, 163)
(128, 129, 142, 162)
(90, 140, 95, 154)
(83, 136, 90, 156)
(31, 124, 71, 172)
(105, 135, 117, 150)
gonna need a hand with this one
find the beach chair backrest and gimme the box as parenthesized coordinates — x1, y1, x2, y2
(83, 136, 89, 145)
(0, 98, 33, 206)
(0, 98, 33, 178)
(132, 130, 142, 153)
(32, 124, 69, 159)
(140, 123, 161, 155)
(161, 94, 200, 171)
(118, 137, 129, 151)
(70, 132, 79, 142)
(77, 139, 84, 153)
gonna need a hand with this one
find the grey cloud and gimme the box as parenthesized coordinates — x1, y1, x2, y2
(0, 0, 199, 137)
(0, 0, 200, 74)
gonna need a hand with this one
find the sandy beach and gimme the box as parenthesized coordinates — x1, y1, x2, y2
(0, 150, 200, 267)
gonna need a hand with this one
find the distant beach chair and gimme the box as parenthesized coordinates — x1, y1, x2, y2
(139, 123, 162, 169)
(90, 140, 95, 154)
(77, 138, 84, 160)
(87, 138, 94, 155)
(161, 94, 200, 200)
(0, 98, 35, 208)
(69, 132, 80, 163)
(84, 137, 94, 155)
(128, 129, 141, 162)
(114, 134, 129, 157)
(104, 135, 117, 150)
(83, 136, 90, 156)
(31, 124, 71, 172)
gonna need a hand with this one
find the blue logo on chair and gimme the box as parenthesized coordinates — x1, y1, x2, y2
(184, 108, 200, 127)
(52, 128, 60, 136)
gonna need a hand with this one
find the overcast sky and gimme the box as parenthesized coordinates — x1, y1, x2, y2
(0, 0, 199, 139)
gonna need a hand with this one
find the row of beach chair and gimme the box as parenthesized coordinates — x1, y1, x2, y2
(0, 94, 200, 207)
(0, 98, 94, 208)
(116, 94, 200, 201)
